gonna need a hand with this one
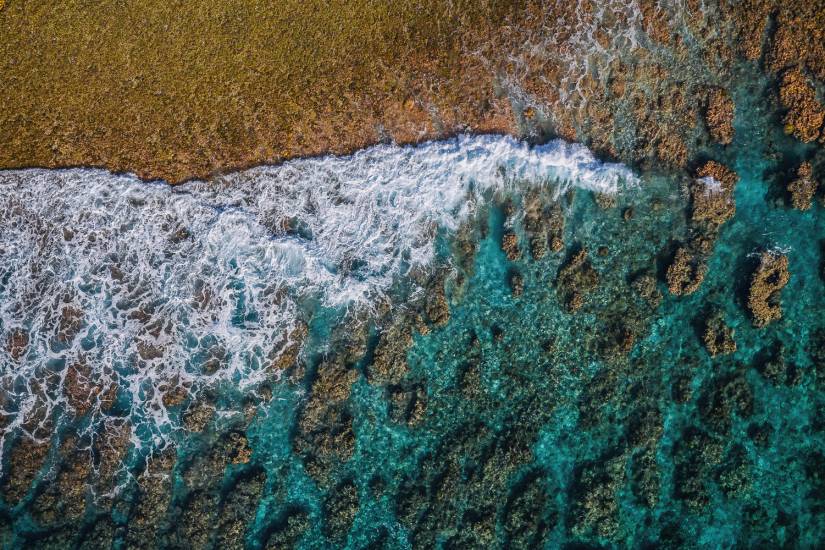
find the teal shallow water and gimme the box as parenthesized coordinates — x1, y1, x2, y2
(243, 75, 824, 547)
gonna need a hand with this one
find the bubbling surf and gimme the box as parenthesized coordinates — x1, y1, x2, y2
(0, 134, 637, 459)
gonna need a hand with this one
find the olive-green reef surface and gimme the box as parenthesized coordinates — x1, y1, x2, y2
(2, 1, 824, 182)
(0, 0, 523, 182)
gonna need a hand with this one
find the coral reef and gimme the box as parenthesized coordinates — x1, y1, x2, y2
(691, 161, 739, 227)
(667, 161, 739, 297)
(322, 479, 359, 544)
(631, 271, 662, 308)
(569, 454, 625, 538)
(123, 452, 176, 549)
(705, 88, 735, 145)
(264, 507, 309, 549)
(3, 4, 825, 546)
(1, 437, 49, 505)
(747, 251, 790, 327)
(787, 161, 819, 210)
(778, 69, 825, 143)
(501, 231, 521, 261)
(666, 247, 707, 296)
(293, 361, 358, 484)
(756, 343, 801, 387)
(556, 248, 599, 312)
(702, 311, 737, 357)
(673, 427, 724, 510)
(213, 469, 266, 550)
(509, 270, 524, 297)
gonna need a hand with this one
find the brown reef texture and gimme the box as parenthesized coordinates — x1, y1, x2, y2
(556, 248, 599, 313)
(705, 88, 735, 145)
(747, 251, 790, 328)
(691, 161, 739, 227)
(703, 312, 737, 357)
(1, 2, 823, 182)
(0, 1, 527, 183)
(666, 247, 707, 296)
(778, 69, 825, 143)
(787, 161, 819, 210)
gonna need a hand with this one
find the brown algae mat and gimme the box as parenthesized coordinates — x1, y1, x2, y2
(1, 1, 824, 183)
(0, 0, 523, 182)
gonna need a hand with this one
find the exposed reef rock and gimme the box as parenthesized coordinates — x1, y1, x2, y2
(501, 231, 521, 261)
(778, 69, 825, 143)
(705, 88, 735, 145)
(691, 161, 739, 227)
(2, 3, 825, 547)
(5, 328, 28, 361)
(747, 251, 790, 328)
(64, 361, 117, 417)
(667, 161, 739, 297)
(787, 161, 819, 210)
(666, 247, 707, 296)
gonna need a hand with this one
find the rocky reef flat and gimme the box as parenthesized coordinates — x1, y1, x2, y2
(0, 2, 824, 183)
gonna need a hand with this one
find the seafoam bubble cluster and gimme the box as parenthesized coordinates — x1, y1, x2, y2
(0, 134, 637, 461)
(496, 0, 645, 116)
(495, 0, 722, 125)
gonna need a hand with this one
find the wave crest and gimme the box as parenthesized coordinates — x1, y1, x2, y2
(0, 134, 636, 459)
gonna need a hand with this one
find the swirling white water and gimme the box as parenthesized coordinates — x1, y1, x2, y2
(0, 134, 636, 457)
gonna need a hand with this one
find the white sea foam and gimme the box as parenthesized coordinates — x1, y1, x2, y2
(0, 134, 636, 458)
(697, 175, 723, 196)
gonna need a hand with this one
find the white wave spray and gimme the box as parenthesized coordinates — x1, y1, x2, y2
(0, 134, 636, 459)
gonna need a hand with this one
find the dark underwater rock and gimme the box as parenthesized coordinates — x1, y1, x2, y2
(702, 311, 737, 357)
(556, 248, 599, 313)
(294, 362, 358, 485)
(263, 506, 310, 550)
(323, 479, 359, 545)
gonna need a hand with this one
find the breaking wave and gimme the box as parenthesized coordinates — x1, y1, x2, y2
(0, 134, 636, 456)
